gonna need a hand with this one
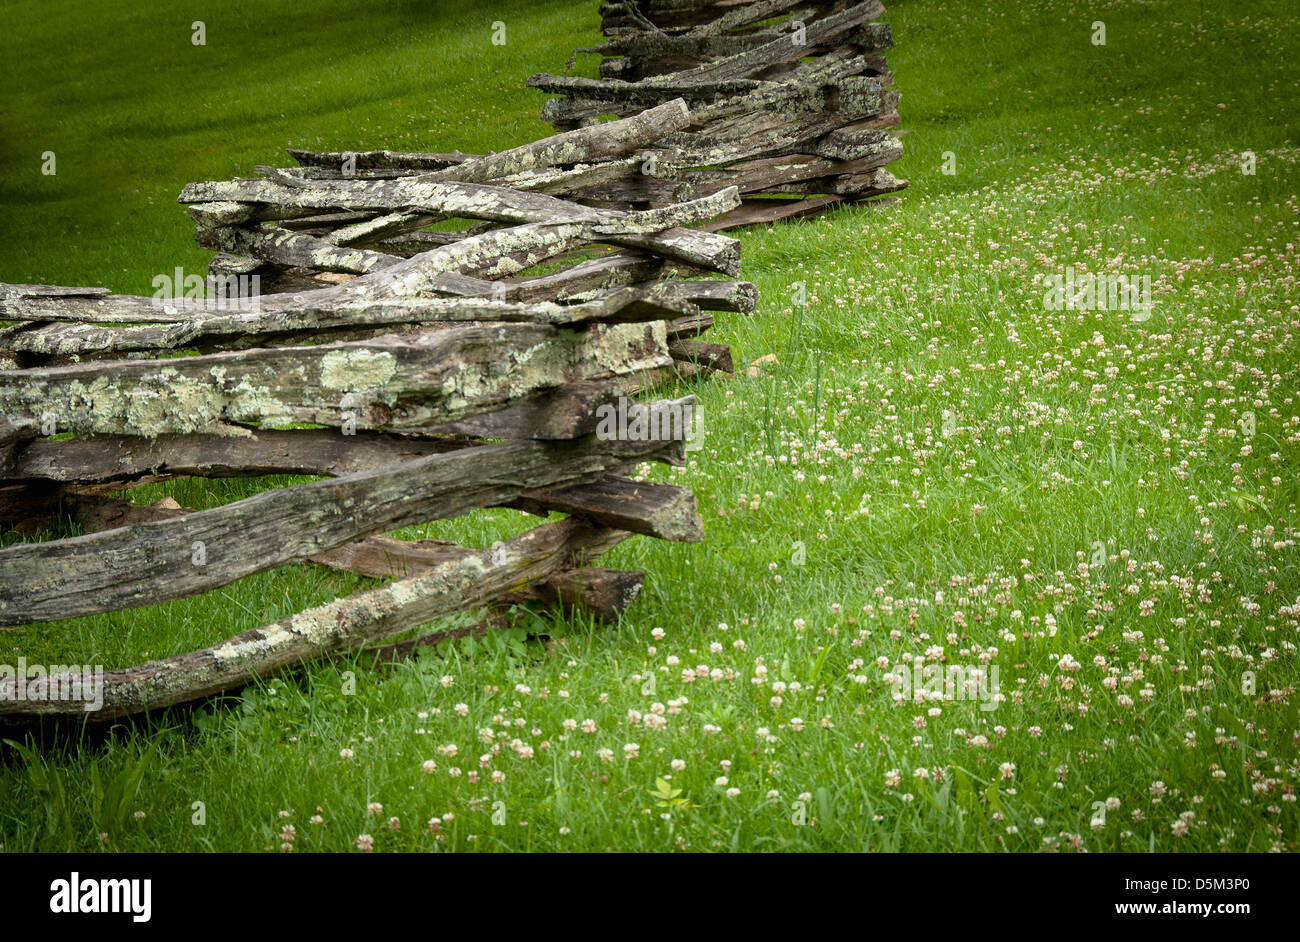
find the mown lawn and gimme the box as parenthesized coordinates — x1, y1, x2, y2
(1, 0, 1297, 851)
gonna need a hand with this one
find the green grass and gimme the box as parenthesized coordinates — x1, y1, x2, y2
(1, 0, 1298, 852)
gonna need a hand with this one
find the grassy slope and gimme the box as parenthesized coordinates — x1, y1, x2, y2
(1, 0, 1297, 852)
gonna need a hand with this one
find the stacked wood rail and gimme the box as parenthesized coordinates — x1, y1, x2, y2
(182, 100, 751, 383)
(529, 0, 907, 228)
(0, 106, 756, 723)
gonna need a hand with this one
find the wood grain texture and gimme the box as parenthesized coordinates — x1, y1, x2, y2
(533, 0, 905, 225)
(0, 433, 682, 626)
(0, 520, 628, 721)
(0, 321, 670, 439)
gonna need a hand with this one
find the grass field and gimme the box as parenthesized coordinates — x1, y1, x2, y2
(1, 0, 1297, 852)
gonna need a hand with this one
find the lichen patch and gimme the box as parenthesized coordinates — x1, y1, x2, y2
(319, 349, 398, 390)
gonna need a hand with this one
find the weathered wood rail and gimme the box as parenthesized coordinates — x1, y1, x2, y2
(170, 100, 752, 382)
(530, 0, 907, 228)
(0, 104, 756, 722)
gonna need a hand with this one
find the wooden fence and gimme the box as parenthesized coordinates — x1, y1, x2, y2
(529, 0, 907, 227)
(187, 99, 748, 381)
(0, 103, 754, 722)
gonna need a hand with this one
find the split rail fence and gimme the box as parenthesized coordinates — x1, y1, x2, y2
(0, 0, 907, 721)
(531, 0, 907, 227)
(0, 102, 754, 722)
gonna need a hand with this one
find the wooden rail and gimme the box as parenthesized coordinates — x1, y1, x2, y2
(531, 0, 907, 228)
(0, 103, 756, 722)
